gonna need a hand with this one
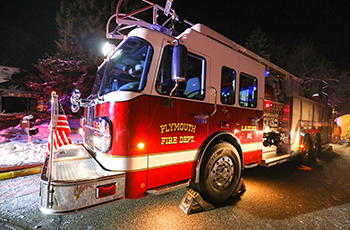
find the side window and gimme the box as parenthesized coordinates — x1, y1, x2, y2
(221, 66, 236, 105)
(156, 45, 206, 100)
(239, 73, 258, 108)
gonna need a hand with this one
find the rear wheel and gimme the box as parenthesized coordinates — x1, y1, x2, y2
(313, 137, 322, 157)
(300, 136, 313, 163)
(196, 142, 242, 204)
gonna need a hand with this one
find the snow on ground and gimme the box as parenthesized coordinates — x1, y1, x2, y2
(0, 118, 82, 169)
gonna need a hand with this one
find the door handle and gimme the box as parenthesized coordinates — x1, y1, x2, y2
(210, 86, 217, 116)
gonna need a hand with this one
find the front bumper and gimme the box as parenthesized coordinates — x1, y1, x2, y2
(39, 144, 125, 215)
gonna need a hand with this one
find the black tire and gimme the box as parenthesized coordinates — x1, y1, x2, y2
(196, 142, 242, 204)
(313, 137, 322, 158)
(300, 136, 313, 163)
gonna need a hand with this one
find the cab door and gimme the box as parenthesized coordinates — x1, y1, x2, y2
(147, 43, 211, 189)
(208, 65, 263, 166)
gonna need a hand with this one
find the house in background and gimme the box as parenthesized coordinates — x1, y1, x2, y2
(0, 65, 21, 83)
(0, 65, 45, 113)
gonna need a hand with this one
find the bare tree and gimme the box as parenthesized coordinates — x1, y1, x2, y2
(34, 0, 120, 110)
(270, 40, 350, 114)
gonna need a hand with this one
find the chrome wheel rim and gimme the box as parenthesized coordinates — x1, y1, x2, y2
(210, 156, 234, 189)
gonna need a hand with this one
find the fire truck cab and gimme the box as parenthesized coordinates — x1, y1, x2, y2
(40, 1, 331, 215)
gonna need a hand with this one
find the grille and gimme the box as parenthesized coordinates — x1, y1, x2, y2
(84, 106, 96, 151)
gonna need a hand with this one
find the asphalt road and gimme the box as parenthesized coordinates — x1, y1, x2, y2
(1, 144, 350, 230)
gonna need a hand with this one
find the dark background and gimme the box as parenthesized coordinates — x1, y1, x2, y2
(170, 0, 350, 69)
(0, 0, 349, 69)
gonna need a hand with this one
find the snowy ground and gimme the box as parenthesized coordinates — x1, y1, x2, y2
(0, 118, 82, 169)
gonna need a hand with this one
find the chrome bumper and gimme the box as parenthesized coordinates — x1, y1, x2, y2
(39, 144, 125, 215)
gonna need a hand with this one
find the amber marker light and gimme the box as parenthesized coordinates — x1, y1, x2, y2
(137, 142, 145, 149)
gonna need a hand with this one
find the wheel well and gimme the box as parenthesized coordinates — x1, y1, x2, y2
(194, 131, 243, 184)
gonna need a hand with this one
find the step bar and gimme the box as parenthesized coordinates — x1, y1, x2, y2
(39, 145, 125, 215)
(261, 152, 298, 167)
(147, 180, 190, 195)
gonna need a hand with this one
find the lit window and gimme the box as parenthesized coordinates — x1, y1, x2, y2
(239, 73, 258, 108)
(221, 66, 236, 105)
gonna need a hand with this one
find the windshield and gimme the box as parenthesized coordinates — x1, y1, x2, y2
(95, 37, 153, 97)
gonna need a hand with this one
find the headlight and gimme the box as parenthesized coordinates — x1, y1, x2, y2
(93, 117, 112, 153)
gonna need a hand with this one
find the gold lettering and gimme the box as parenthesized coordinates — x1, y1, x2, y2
(160, 125, 165, 134)
(179, 123, 184, 131)
(173, 123, 179, 131)
(160, 136, 178, 145)
(192, 125, 196, 133)
(162, 136, 195, 145)
(169, 123, 174, 132)
(183, 136, 189, 143)
(161, 137, 166, 145)
(183, 123, 188, 131)
(165, 124, 170, 133)
(188, 124, 192, 133)
(190, 136, 195, 143)
(179, 136, 195, 144)
(160, 123, 197, 134)
(241, 125, 257, 131)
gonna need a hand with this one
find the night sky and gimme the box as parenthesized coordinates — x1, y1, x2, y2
(0, 0, 60, 70)
(169, 0, 350, 69)
(1, 0, 349, 70)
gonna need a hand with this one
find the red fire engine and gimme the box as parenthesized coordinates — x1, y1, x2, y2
(39, 0, 332, 215)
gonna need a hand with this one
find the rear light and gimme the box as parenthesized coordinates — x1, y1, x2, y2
(96, 183, 116, 199)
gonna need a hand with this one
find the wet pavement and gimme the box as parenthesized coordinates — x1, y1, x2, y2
(1, 144, 350, 230)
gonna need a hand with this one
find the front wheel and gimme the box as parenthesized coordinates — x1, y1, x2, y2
(196, 142, 242, 204)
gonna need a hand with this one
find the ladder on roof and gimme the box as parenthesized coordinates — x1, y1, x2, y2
(106, 0, 193, 39)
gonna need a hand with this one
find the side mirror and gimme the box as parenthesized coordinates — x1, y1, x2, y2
(172, 44, 187, 83)
(70, 89, 81, 113)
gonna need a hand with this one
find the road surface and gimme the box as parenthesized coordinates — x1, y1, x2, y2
(1, 144, 350, 230)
